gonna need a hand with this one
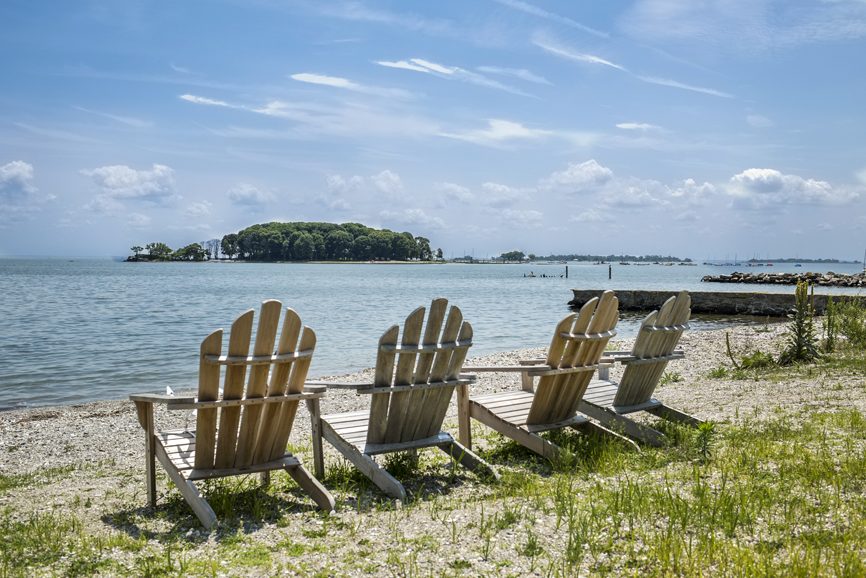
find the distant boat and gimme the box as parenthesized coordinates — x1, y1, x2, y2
(559, 260, 567, 264)
(795, 264, 802, 267)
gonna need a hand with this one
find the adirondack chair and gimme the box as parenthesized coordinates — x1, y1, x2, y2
(309, 298, 498, 502)
(579, 290, 702, 446)
(459, 290, 639, 460)
(129, 300, 335, 528)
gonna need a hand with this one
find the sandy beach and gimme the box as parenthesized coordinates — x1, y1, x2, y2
(2, 322, 864, 576)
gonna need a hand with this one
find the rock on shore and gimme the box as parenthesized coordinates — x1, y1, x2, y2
(702, 270, 866, 287)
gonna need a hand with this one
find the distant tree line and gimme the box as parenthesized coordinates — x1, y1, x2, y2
(219, 222, 439, 262)
(534, 253, 684, 263)
(127, 242, 209, 262)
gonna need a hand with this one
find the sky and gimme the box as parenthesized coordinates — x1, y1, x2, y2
(1, 0, 865, 260)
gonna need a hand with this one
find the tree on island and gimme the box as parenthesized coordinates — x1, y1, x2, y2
(131, 245, 143, 257)
(173, 243, 208, 261)
(145, 242, 173, 261)
(220, 234, 238, 260)
(415, 237, 433, 261)
(436, 248, 443, 260)
(498, 250, 526, 261)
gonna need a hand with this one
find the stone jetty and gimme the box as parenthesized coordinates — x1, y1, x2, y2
(569, 289, 865, 317)
(702, 270, 866, 288)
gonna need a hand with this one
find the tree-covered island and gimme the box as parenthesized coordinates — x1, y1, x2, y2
(126, 222, 440, 262)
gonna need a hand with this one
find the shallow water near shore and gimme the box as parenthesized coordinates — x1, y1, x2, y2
(1, 258, 861, 410)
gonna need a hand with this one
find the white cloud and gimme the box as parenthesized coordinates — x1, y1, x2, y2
(377, 59, 533, 96)
(493, 0, 608, 38)
(226, 183, 275, 206)
(606, 186, 664, 210)
(379, 208, 446, 229)
(180, 94, 231, 106)
(437, 182, 474, 203)
(858, 168, 866, 186)
(666, 178, 716, 206)
(318, 4, 454, 37)
(674, 210, 700, 221)
(481, 182, 533, 207)
(728, 168, 861, 210)
(326, 174, 365, 193)
(476, 66, 551, 84)
(82, 194, 125, 215)
(815, 222, 835, 231)
(570, 210, 603, 222)
(499, 208, 544, 228)
(126, 213, 152, 228)
(185, 200, 213, 217)
(327, 198, 352, 211)
(534, 35, 733, 97)
(74, 106, 152, 128)
(81, 164, 180, 205)
(440, 119, 551, 146)
(616, 123, 659, 130)
(371, 170, 404, 198)
(290, 73, 414, 98)
(539, 160, 615, 193)
(747, 115, 773, 128)
(0, 160, 52, 224)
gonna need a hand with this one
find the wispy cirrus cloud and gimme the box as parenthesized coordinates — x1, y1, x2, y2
(440, 119, 551, 146)
(290, 73, 416, 98)
(493, 0, 609, 38)
(616, 123, 660, 130)
(534, 36, 734, 98)
(73, 106, 152, 128)
(179, 94, 232, 107)
(377, 59, 534, 97)
(317, 2, 454, 36)
(476, 66, 551, 84)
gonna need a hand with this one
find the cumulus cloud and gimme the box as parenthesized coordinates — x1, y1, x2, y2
(606, 186, 664, 211)
(82, 195, 125, 215)
(539, 159, 614, 193)
(666, 178, 716, 206)
(126, 213, 152, 228)
(728, 168, 861, 210)
(185, 200, 213, 217)
(371, 170, 404, 198)
(379, 208, 446, 229)
(747, 115, 773, 128)
(326, 174, 365, 193)
(81, 164, 180, 205)
(0, 160, 53, 223)
(570, 210, 604, 222)
(226, 183, 275, 206)
(499, 208, 544, 228)
(440, 119, 551, 146)
(481, 182, 533, 207)
(436, 182, 474, 204)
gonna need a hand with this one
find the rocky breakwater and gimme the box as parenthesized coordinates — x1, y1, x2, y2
(702, 270, 866, 288)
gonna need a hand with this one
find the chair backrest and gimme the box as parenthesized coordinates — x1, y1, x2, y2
(366, 297, 472, 445)
(613, 290, 691, 407)
(527, 290, 619, 425)
(194, 300, 316, 471)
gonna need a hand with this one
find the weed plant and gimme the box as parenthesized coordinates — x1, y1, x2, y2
(839, 296, 866, 349)
(779, 280, 821, 364)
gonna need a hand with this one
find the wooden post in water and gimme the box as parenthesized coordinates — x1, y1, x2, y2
(566, 266, 568, 279)
(609, 264, 611, 280)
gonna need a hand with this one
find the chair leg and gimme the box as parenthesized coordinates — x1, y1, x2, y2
(322, 421, 407, 502)
(437, 440, 500, 481)
(133, 401, 157, 507)
(285, 464, 336, 513)
(579, 402, 669, 447)
(456, 384, 472, 449)
(154, 442, 217, 528)
(571, 421, 641, 452)
(306, 398, 325, 479)
(645, 403, 703, 426)
(260, 471, 270, 487)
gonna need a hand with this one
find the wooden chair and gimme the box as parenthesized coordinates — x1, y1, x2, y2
(459, 290, 639, 461)
(130, 300, 335, 528)
(579, 290, 702, 446)
(309, 298, 498, 502)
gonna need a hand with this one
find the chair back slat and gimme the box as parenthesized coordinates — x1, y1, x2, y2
(251, 308, 302, 464)
(234, 300, 283, 467)
(400, 298, 449, 442)
(527, 291, 618, 425)
(266, 325, 317, 462)
(365, 299, 472, 445)
(193, 330, 223, 470)
(367, 326, 400, 444)
(421, 319, 473, 438)
(615, 291, 691, 406)
(214, 310, 255, 469)
(382, 307, 426, 443)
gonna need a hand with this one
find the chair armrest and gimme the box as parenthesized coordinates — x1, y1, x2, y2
(129, 393, 197, 405)
(461, 365, 554, 373)
(303, 384, 328, 394)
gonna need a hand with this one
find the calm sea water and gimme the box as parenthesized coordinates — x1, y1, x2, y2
(1, 258, 862, 410)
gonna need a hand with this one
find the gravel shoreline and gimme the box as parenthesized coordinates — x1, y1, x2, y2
(3, 322, 864, 576)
